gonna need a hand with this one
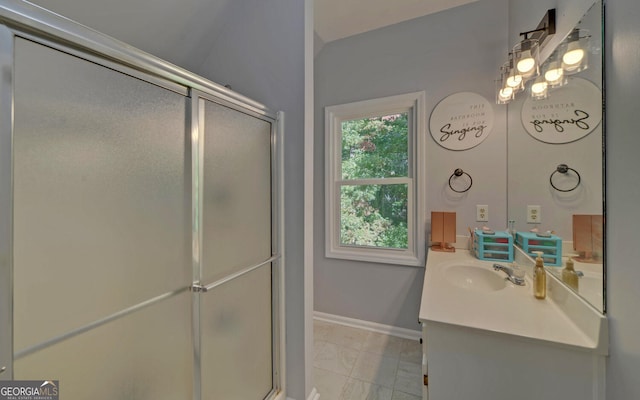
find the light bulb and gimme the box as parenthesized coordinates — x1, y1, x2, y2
(517, 52, 536, 74)
(545, 67, 563, 82)
(562, 41, 585, 71)
(506, 73, 523, 88)
(499, 87, 514, 100)
(531, 76, 549, 99)
(531, 78, 547, 99)
(497, 86, 513, 104)
(531, 81, 547, 94)
(513, 39, 539, 79)
(544, 61, 564, 86)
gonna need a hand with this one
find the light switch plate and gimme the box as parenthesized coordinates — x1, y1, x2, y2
(527, 205, 541, 223)
(476, 205, 489, 222)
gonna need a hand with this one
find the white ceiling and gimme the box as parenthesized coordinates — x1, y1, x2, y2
(314, 0, 478, 44)
(26, 0, 239, 72)
(25, 0, 480, 67)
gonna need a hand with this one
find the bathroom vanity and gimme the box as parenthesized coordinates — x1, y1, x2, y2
(419, 248, 607, 400)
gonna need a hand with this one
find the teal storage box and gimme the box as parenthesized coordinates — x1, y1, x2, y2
(472, 229, 514, 262)
(515, 231, 563, 266)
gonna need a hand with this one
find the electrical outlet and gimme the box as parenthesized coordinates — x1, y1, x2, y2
(527, 205, 541, 224)
(476, 205, 489, 222)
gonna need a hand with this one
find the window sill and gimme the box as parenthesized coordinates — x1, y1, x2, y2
(325, 246, 424, 267)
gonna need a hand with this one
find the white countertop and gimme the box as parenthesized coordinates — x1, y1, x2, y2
(419, 249, 607, 353)
(548, 257, 604, 309)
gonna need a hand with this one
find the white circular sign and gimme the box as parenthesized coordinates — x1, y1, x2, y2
(521, 77, 602, 144)
(429, 92, 494, 151)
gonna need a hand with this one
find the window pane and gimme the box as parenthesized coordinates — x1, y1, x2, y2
(341, 113, 409, 179)
(340, 184, 408, 249)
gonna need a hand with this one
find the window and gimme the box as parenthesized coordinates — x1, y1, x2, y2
(325, 92, 425, 266)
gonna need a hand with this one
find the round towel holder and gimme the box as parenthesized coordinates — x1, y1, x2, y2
(550, 164, 581, 192)
(449, 168, 473, 193)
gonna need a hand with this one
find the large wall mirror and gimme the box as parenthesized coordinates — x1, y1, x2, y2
(507, 1, 604, 312)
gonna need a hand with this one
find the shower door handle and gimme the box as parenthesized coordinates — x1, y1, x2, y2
(0, 366, 6, 374)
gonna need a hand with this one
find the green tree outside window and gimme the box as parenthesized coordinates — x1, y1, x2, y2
(340, 113, 409, 249)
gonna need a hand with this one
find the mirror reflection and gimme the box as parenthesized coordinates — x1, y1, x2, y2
(507, 1, 604, 312)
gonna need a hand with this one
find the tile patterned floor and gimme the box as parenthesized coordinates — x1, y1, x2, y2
(314, 319, 423, 400)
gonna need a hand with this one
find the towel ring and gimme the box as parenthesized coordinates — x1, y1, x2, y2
(449, 168, 472, 193)
(550, 164, 581, 192)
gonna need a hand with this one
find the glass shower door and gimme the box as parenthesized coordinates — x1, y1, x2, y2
(10, 38, 193, 399)
(0, 20, 281, 400)
(198, 99, 276, 400)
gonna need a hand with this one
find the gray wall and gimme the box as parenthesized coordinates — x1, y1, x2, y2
(314, 0, 509, 331)
(605, 0, 640, 398)
(193, 1, 307, 399)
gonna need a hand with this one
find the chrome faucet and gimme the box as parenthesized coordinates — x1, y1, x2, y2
(493, 263, 526, 286)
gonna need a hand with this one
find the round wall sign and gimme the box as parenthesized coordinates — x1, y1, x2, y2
(429, 92, 494, 151)
(521, 77, 602, 144)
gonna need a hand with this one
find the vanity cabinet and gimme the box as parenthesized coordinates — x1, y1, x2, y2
(419, 249, 607, 400)
(423, 321, 605, 400)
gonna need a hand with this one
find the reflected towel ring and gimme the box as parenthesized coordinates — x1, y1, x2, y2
(550, 164, 581, 192)
(448, 168, 473, 193)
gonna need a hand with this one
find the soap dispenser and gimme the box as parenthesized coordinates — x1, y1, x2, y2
(562, 256, 579, 291)
(533, 251, 546, 299)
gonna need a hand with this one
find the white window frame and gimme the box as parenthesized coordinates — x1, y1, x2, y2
(325, 91, 426, 266)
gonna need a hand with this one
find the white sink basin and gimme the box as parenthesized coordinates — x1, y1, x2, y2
(421, 250, 608, 356)
(444, 264, 506, 292)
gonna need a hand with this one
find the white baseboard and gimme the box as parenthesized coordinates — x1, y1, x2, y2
(314, 311, 421, 340)
(306, 387, 320, 400)
(283, 387, 319, 400)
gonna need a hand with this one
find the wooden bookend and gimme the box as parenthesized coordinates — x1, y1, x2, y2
(573, 214, 604, 263)
(431, 211, 456, 252)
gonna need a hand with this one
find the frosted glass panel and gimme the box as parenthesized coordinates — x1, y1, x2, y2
(14, 293, 193, 400)
(202, 101, 272, 283)
(201, 265, 273, 400)
(12, 38, 190, 351)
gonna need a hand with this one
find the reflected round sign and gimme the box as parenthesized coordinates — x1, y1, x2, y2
(429, 92, 494, 151)
(521, 77, 602, 144)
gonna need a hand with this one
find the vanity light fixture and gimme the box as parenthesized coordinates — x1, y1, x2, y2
(496, 11, 592, 104)
(496, 9, 556, 104)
